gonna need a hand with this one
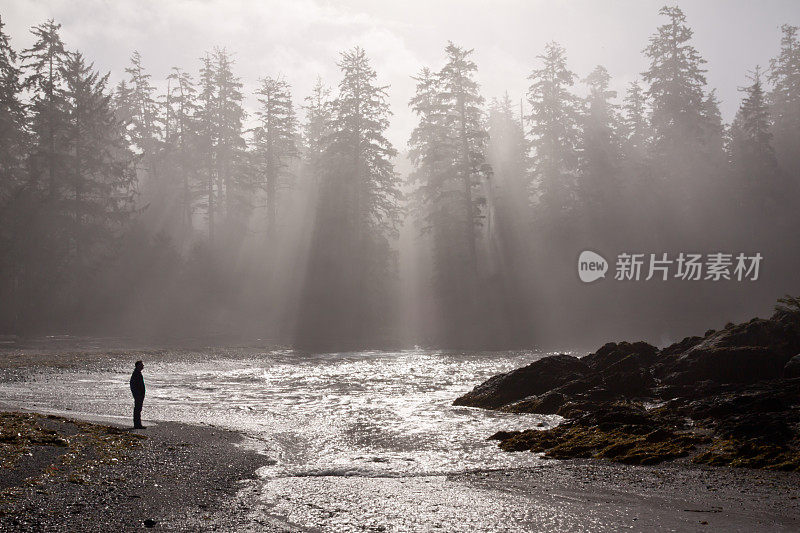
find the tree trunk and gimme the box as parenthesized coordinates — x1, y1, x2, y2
(457, 88, 478, 275)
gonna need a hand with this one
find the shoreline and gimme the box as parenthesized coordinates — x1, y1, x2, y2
(3, 348, 800, 531)
(0, 403, 292, 532)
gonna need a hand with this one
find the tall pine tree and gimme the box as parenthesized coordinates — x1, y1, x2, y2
(164, 66, 199, 240)
(768, 24, 800, 180)
(253, 75, 297, 238)
(526, 41, 581, 221)
(0, 16, 30, 332)
(61, 52, 136, 271)
(439, 42, 489, 276)
(730, 67, 780, 210)
(22, 19, 68, 198)
(578, 65, 622, 219)
(299, 47, 400, 347)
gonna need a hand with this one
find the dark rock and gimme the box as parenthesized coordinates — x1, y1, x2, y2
(654, 313, 800, 386)
(721, 411, 794, 443)
(578, 342, 658, 398)
(581, 341, 657, 372)
(556, 400, 599, 418)
(658, 346, 789, 385)
(644, 428, 674, 443)
(672, 379, 799, 421)
(784, 354, 800, 378)
(581, 386, 618, 402)
(453, 354, 588, 409)
(465, 296, 800, 471)
(143, 519, 157, 528)
(501, 391, 566, 414)
(494, 406, 708, 465)
(554, 379, 595, 395)
(685, 318, 800, 360)
(601, 367, 655, 397)
(661, 336, 703, 356)
(570, 402, 655, 431)
(653, 380, 733, 402)
(487, 430, 521, 441)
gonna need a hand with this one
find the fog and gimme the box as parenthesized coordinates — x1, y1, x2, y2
(1, 2, 799, 350)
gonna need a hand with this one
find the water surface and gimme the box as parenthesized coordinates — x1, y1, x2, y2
(1, 349, 567, 530)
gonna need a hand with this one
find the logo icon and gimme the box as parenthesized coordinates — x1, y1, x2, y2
(578, 250, 608, 283)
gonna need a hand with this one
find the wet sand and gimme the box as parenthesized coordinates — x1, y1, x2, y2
(452, 459, 800, 532)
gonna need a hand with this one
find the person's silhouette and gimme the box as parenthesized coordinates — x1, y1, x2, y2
(130, 360, 146, 429)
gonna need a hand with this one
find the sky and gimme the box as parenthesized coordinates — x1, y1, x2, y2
(2, 0, 799, 148)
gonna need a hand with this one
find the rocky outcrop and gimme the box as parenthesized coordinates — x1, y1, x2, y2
(455, 342, 661, 411)
(453, 354, 588, 409)
(654, 317, 800, 386)
(461, 296, 800, 471)
(784, 354, 800, 378)
(656, 346, 789, 385)
(581, 341, 658, 372)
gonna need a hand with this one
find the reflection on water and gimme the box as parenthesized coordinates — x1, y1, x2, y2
(1, 349, 565, 530)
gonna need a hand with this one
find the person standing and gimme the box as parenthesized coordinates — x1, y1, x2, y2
(130, 360, 146, 429)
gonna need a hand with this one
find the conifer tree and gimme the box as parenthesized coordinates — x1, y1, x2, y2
(195, 49, 247, 240)
(408, 65, 461, 330)
(642, 6, 709, 153)
(0, 15, 27, 196)
(730, 67, 780, 208)
(330, 47, 400, 237)
(211, 48, 246, 225)
(621, 80, 650, 157)
(578, 65, 621, 213)
(618, 79, 658, 236)
(124, 51, 160, 158)
(254, 76, 297, 237)
(438, 42, 489, 274)
(484, 94, 533, 344)
(641, 5, 724, 222)
(526, 41, 581, 218)
(302, 77, 332, 187)
(299, 47, 400, 346)
(408, 66, 454, 237)
(22, 19, 68, 198)
(487, 94, 528, 212)
(13, 19, 72, 326)
(768, 24, 800, 178)
(61, 52, 136, 269)
(407, 44, 492, 345)
(197, 53, 217, 240)
(164, 66, 199, 238)
(0, 16, 30, 332)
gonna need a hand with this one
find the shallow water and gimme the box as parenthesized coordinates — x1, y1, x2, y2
(1, 349, 566, 530)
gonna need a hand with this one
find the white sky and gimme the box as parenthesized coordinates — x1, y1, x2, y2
(3, 0, 799, 148)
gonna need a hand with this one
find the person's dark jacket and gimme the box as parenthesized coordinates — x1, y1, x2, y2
(130, 369, 145, 400)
